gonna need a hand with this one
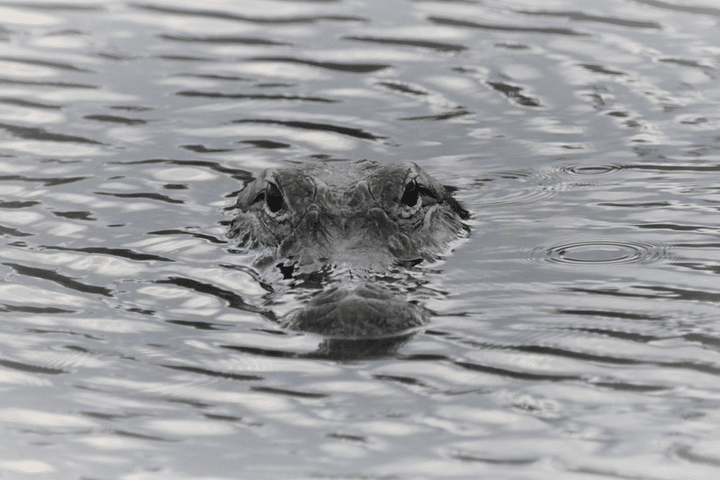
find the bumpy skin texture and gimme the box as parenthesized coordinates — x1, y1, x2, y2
(229, 160, 469, 338)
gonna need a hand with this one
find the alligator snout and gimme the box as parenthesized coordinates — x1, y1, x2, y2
(283, 283, 428, 338)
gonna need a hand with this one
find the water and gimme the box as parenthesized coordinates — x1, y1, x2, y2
(1, 0, 720, 478)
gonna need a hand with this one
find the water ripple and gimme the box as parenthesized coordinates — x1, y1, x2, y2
(159, 34, 292, 46)
(0, 2, 103, 12)
(517, 10, 662, 29)
(0, 200, 40, 208)
(83, 114, 147, 125)
(0, 174, 88, 186)
(0, 97, 63, 110)
(471, 171, 558, 208)
(0, 358, 66, 376)
(42, 246, 174, 263)
(131, 3, 369, 25)
(111, 158, 253, 182)
(155, 276, 268, 315)
(248, 56, 390, 73)
(2, 262, 113, 297)
(51, 211, 93, 220)
(231, 118, 386, 141)
(0, 78, 97, 89)
(1, 305, 74, 314)
(250, 385, 328, 399)
(0, 122, 102, 144)
(427, 16, 589, 36)
(0, 55, 93, 73)
(632, 0, 720, 18)
(176, 90, 338, 103)
(529, 240, 674, 266)
(147, 229, 227, 245)
(401, 108, 472, 121)
(237, 139, 290, 150)
(343, 36, 468, 53)
(559, 163, 624, 176)
(0, 225, 32, 237)
(487, 80, 542, 108)
(94, 191, 184, 205)
(160, 364, 263, 382)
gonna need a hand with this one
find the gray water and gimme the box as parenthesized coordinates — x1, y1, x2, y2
(1, 0, 720, 478)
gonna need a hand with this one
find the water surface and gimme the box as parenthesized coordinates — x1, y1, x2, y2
(2, 0, 720, 478)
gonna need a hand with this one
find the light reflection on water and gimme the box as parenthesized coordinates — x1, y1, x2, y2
(1, 0, 720, 478)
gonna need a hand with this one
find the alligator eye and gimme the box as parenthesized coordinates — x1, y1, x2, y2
(398, 178, 423, 219)
(265, 182, 285, 215)
(400, 179, 420, 208)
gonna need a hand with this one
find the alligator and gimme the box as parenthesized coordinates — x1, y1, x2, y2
(228, 160, 469, 342)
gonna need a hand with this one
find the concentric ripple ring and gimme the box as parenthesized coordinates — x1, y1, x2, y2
(560, 164, 624, 176)
(530, 240, 673, 266)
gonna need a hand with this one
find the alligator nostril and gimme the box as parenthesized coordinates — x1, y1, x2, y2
(339, 216, 353, 235)
(306, 208, 320, 226)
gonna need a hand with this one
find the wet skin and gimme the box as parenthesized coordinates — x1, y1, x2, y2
(229, 160, 470, 339)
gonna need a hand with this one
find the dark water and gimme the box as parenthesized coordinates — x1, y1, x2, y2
(2, 0, 720, 478)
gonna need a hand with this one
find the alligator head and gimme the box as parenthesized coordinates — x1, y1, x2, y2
(228, 160, 469, 339)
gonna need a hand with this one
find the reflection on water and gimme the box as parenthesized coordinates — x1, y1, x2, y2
(2, 0, 720, 478)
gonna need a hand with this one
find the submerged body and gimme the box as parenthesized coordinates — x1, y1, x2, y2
(229, 160, 469, 338)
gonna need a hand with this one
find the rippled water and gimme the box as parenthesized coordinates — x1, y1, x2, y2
(2, 0, 720, 478)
